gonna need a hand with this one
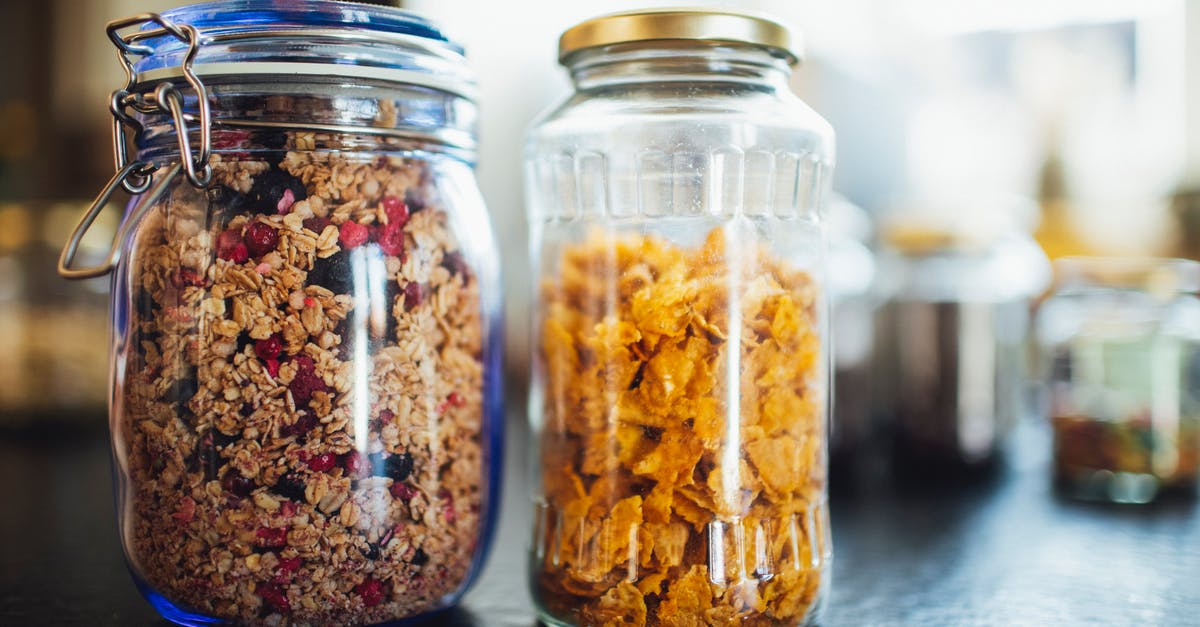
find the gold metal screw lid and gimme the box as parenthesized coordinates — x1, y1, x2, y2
(558, 7, 800, 65)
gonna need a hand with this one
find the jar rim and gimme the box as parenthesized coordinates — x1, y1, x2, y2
(1054, 256, 1200, 295)
(132, 0, 475, 100)
(558, 8, 801, 66)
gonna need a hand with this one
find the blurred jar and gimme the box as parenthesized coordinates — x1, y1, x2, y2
(874, 213, 1049, 470)
(0, 202, 108, 428)
(1038, 257, 1200, 502)
(526, 9, 833, 626)
(826, 196, 878, 467)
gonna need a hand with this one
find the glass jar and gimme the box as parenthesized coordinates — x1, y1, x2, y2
(524, 10, 834, 627)
(874, 216, 1050, 470)
(1038, 257, 1200, 503)
(57, 3, 502, 625)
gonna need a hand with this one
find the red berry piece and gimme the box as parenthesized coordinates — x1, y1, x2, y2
(171, 496, 196, 523)
(339, 220, 370, 249)
(342, 451, 368, 478)
(256, 526, 288, 548)
(381, 196, 409, 227)
(171, 268, 208, 289)
(307, 453, 337, 473)
(390, 481, 418, 501)
(255, 334, 282, 361)
(216, 229, 249, 263)
(302, 216, 331, 234)
(276, 556, 302, 575)
(276, 188, 296, 214)
(354, 578, 386, 608)
(265, 358, 281, 379)
(280, 500, 298, 518)
(283, 411, 318, 438)
(243, 222, 279, 257)
(403, 282, 424, 310)
(221, 472, 254, 497)
(448, 392, 466, 408)
(377, 221, 404, 256)
(257, 581, 291, 613)
(439, 489, 457, 525)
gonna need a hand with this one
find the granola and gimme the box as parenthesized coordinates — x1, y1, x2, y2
(119, 144, 485, 626)
(533, 228, 829, 626)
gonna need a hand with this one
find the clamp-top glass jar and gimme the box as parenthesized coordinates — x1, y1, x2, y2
(525, 10, 834, 626)
(58, 3, 502, 625)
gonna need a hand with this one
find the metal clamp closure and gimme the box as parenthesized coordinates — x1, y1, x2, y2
(106, 12, 212, 190)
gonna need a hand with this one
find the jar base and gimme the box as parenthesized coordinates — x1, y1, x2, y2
(1054, 468, 1196, 504)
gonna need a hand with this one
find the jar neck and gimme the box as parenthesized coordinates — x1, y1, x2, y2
(1054, 257, 1200, 298)
(564, 43, 794, 92)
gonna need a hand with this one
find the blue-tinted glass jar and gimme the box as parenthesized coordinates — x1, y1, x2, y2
(59, 2, 502, 624)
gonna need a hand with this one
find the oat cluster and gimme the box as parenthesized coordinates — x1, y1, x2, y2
(534, 228, 828, 626)
(120, 142, 484, 626)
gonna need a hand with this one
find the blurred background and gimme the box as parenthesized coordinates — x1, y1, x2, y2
(3, 0, 1200, 487)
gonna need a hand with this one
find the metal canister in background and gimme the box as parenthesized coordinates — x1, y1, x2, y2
(874, 216, 1049, 470)
(1038, 258, 1200, 503)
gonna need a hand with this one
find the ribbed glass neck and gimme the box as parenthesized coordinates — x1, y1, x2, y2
(564, 43, 793, 91)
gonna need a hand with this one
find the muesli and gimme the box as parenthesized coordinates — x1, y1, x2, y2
(120, 141, 483, 626)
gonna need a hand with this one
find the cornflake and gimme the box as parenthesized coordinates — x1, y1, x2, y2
(535, 228, 828, 626)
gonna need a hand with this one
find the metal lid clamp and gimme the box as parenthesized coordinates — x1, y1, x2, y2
(59, 12, 212, 279)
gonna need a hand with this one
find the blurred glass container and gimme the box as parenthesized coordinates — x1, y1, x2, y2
(0, 202, 109, 427)
(826, 196, 878, 466)
(874, 215, 1050, 469)
(1038, 257, 1200, 503)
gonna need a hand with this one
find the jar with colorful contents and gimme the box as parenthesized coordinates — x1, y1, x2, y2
(1038, 257, 1200, 503)
(525, 9, 834, 626)
(58, 2, 502, 624)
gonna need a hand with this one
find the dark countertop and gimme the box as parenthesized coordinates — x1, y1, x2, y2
(1, 416, 1197, 626)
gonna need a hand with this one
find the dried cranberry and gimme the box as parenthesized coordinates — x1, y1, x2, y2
(221, 472, 254, 497)
(265, 358, 281, 378)
(288, 371, 326, 406)
(283, 412, 318, 438)
(172, 268, 208, 289)
(302, 216, 331, 234)
(248, 169, 307, 215)
(276, 556, 302, 574)
(216, 229, 248, 263)
(384, 452, 414, 481)
(338, 220, 370, 249)
(439, 489, 457, 525)
(256, 526, 288, 548)
(377, 221, 404, 256)
(448, 392, 466, 408)
(354, 578, 386, 608)
(276, 188, 296, 214)
(390, 481, 418, 501)
(307, 453, 337, 473)
(381, 196, 409, 227)
(403, 282, 424, 310)
(256, 581, 290, 613)
(342, 451, 368, 478)
(243, 222, 279, 257)
(273, 473, 306, 502)
(292, 354, 316, 374)
(255, 334, 282, 361)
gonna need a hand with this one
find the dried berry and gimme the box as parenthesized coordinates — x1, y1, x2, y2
(276, 557, 302, 575)
(441, 251, 470, 279)
(288, 369, 327, 407)
(221, 472, 254, 497)
(273, 473, 306, 502)
(254, 335, 282, 361)
(339, 220, 370, 249)
(381, 196, 409, 227)
(247, 169, 307, 215)
(448, 392, 466, 408)
(172, 268, 208, 289)
(342, 451, 368, 478)
(307, 453, 337, 473)
(389, 481, 418, 501)
(282, 412, 318, 438)
(377, 221, 405, 256)
(354, 578, 385, 608)
(243, 222, 279, 258)
(439, 489, 457, 525)
(302, 216, 331, 234)
(256, 526, 288, 548)
(256, 581, 290, 613)
(411, 547, 429, 566)
(265, 358, 281, 379)
(276, 188, 297, 214)
(403, 282, 424, 310)
(216, 228, 248, 263)
(384, 452, 414, 481)
(306, 249, 353, 294)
